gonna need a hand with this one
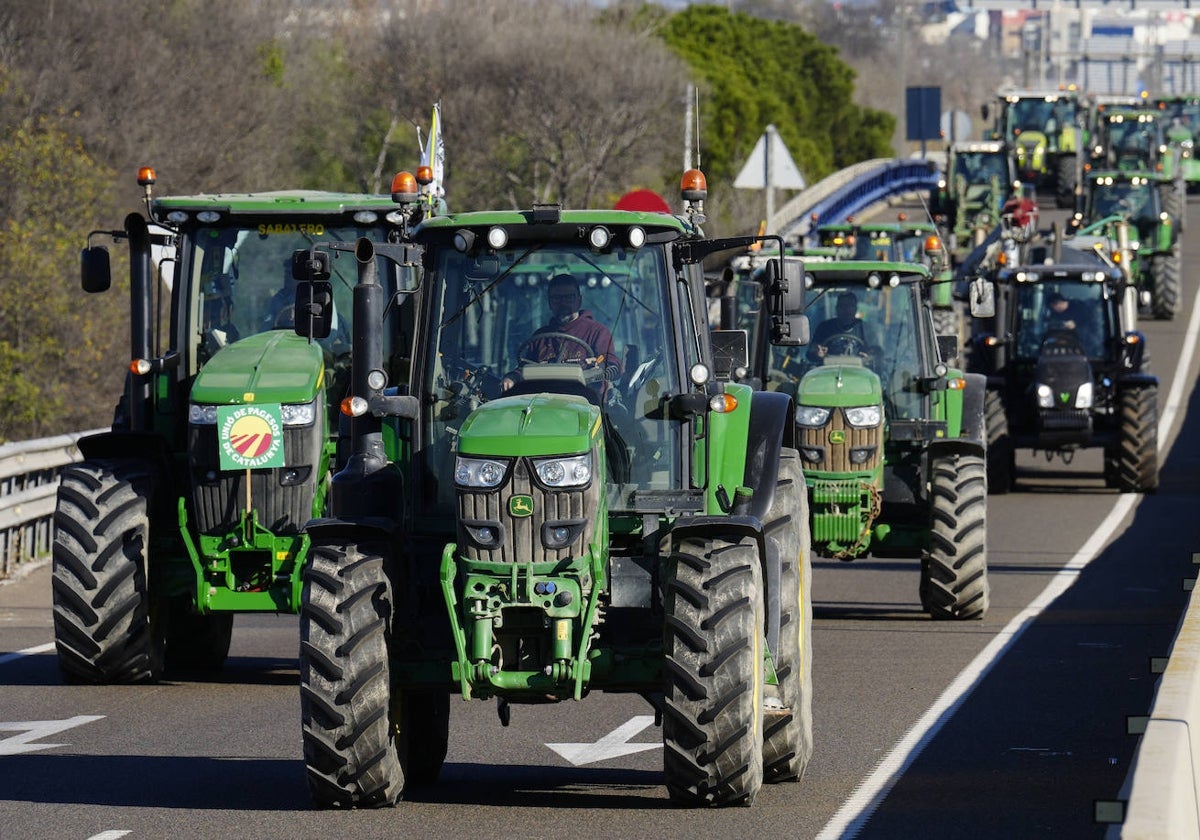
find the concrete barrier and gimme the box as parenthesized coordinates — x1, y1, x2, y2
(1107, 580, 1200, 839)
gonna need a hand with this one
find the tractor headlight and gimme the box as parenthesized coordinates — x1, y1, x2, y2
(280, 399, 317, 427)
(189, 403, 219, 424)
(533, 454, 592, 488)
(1075, 381, 1094, 409)
(454, 456, 509, 488)
(795, 405, 832, 427)
(1035, 383, 1054, 408)
(848, 446, 876, 465)
(844, 405, 883, 428)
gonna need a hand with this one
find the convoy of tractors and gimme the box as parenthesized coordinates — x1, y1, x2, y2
(50, 79, 1182, 808)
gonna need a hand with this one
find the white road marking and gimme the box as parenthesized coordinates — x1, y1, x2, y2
(0, 716, 105, 756)
(817, 262, 1200, 839)
(0, 642, 54, 666)
(86, 832, 131, 840)
(546, 715, 660, 765)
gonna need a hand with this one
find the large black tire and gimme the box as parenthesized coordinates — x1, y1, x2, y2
(1114, 386, 1159, 493)
(761, 450, 813, 784)
(984, 390, 1014, 494)
(51, 460, 164, 684)
(663, 536, 765, 806)
(300, 540, 405, 808)
(1151, 245, 1181, 321)
(1163, 180, 1186, 233)
(921, 452, 989, 620)
(164, 606, 233, 673)
(1054, 155, 1077, 209)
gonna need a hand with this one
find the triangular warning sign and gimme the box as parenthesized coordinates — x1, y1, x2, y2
(734, 125, 806, 190)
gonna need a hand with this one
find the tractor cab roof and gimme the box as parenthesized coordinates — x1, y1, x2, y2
(152, 190, 406, 217)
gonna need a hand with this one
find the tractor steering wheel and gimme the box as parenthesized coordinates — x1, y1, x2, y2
(517, 332, 597, 365)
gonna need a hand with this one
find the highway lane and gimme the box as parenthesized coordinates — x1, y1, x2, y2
(1, 205, 1198, 839)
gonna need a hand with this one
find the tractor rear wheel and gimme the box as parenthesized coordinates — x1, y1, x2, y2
(1114, 386, 1159, 493)
(663, 536, 765, 806)
(1054, 155, 1077, 208)
(921, 452, 989, 620)
(984, 390, 1014, 494)
(300, 539, 405, 808)
(761, 450, 813, 784)
(51, 460, 164, 684)
(1151, 245, 1181, 320)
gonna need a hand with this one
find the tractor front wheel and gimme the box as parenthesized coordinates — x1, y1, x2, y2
(921, 452, 989, 620)
(761, 450, 814, 784)
(300, 539, 405, 808)
(663, 536, 765, 806)
(1151, 245, 1181, 320)
(1113, 386, 1159, 493)
(51, 460, 164, 684)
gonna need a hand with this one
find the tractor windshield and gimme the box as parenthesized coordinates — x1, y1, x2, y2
(186, 222, 399, 362)
(1013, 281, 1111, 359)
(1006, 97, 1073, 137)
(954, 152, 1010, 188)
(766, 280, 928, 420)
(1087, 180, 1158, 229)
(419, 241, 683, 515)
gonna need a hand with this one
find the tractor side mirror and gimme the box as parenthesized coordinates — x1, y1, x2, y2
(764, 257, 808, 346)
(293, 280, 333, 340)
(968, 277, 996, 318)
(710, 329, 749, 381)
(936, 334, 960, 363)
(81, 246, 112, 293)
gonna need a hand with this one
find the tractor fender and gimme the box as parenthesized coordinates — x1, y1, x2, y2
(303, 515, 404, 545)
(1116, 371, 1159, 389)
(76, 431, 174, 510)
(926, 435, 986, 462)
(744, 390, 794, 521)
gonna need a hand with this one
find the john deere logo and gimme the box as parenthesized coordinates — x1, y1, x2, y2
(509, 495, 534, 517)
(217, 404, 285, 470)
(829, 430, 847, 445)
(1060, 392, 1071, 405)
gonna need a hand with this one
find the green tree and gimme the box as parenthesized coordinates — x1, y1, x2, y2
(654, 6, 894, 188)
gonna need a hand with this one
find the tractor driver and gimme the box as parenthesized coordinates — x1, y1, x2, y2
(201, 272, 240, 355)
(502, 273, 621, 392)
(807, 291, 870, 363)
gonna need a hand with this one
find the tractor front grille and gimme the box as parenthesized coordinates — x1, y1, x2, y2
(797, 409, 882, 474)
(188, 419, 323, 536)
(457, 457, 600, 564)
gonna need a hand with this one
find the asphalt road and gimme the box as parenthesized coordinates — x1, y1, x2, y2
(1, 203, 1198, 840)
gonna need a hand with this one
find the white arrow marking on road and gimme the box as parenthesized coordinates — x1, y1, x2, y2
(546, 715, 661, 766)
(0, 715, 105, 756)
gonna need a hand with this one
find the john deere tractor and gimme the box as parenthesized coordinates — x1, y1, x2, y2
(967, 256, 1158, 494)
(1155, 94, 1200, 190)
(51, 168, 422, 684)
(719, 261, 990, 620)
(984, 88, 1084, 208)
(292, 170, 814, 807)
(930, 140, 1017, 264)
(1073, 170, 1182, 320)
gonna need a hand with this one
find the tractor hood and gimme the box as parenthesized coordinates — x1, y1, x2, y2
(458, 393, 601, 458)
(798, 363, 883, 409)
(190, 331, 326, 406)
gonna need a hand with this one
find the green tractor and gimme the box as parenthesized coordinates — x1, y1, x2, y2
(1155, 94, 1200, 190)
(722, 261, 990, 620)
(292, 170, 814, 807)
(930, 140, 1018, 264)
(1072, 170, 1182, 320)
(1087, 108, 1175, 179)
(51, 167, 421, 683)
(984, 88, 1084, 208)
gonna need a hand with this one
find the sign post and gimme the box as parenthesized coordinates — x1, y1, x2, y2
(734, 125, 806, 234)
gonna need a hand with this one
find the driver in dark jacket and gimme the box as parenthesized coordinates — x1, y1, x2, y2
(502, 273, 621, 390)
(807, 291, 867, 362)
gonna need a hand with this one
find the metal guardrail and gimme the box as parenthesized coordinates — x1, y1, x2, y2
(776, 158, 941, 247)
(0, 429, 102, 578)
